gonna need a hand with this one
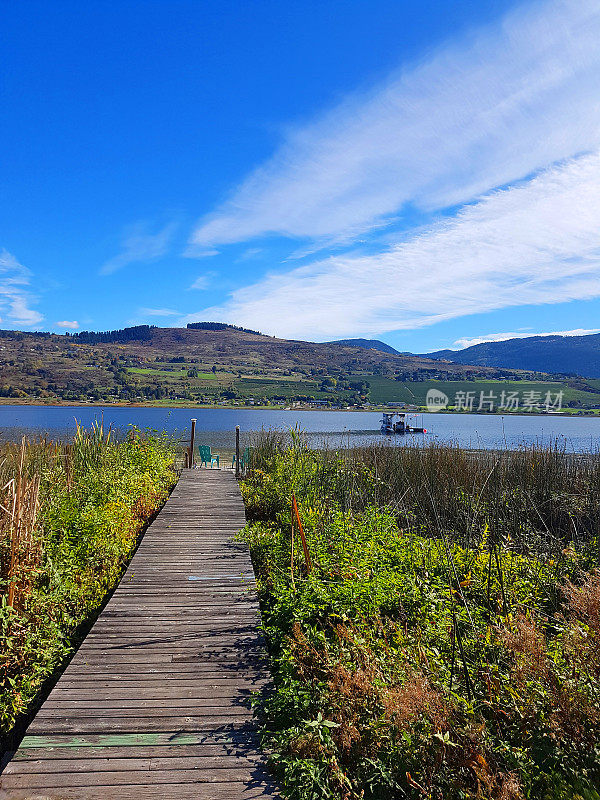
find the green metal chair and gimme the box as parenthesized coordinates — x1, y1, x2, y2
(198, 445, 219, 468)
(232, 447, 250, 471)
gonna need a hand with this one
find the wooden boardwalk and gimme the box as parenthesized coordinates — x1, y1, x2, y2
(1, 468, 279, 799)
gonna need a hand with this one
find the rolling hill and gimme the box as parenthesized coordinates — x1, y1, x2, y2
(0, 324, 495, 405)
(2, 324, 598, 409)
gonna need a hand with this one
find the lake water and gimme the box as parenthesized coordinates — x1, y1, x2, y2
(0, 405, 599, 453)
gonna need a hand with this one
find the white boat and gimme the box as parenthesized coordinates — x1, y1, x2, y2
(380, 412, 427, 435)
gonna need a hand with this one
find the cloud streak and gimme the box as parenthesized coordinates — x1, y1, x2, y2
(0, 250, 44, 327)
(183, 151, 600, 339)
(190, 0, 600, 250)
(453, 329, 600, 349)
(188, 272, 215, 291)
(138, 307, 179, 316)
(101, 221, 177, 275)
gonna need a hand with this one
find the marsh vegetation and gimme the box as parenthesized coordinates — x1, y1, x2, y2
(242, 433, 600, 799)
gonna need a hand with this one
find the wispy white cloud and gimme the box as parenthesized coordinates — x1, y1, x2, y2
(138, 307, 179, 317)
(101, 221, 177, 275)
(183, 151, 600, 339)
(237, 247, 263, 262)
(189, 276, 208, 290)
(0, 250, 44, 327)
(453, 328, 600, 349)
(190, 0, 600, 251)
(183, 245, 219, 259)
(188, 272, 215, 291)
(56, 320, 79, 329)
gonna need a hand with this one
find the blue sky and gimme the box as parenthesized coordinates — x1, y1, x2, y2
(2, 0, 600, 353)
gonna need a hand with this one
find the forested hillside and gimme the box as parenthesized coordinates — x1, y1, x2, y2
(425, 332, 600, 378)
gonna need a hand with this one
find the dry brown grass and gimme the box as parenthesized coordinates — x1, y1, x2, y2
(0, 439, 42, 611)
(499, 613, 549, 682)
(381, 672, 449, 732)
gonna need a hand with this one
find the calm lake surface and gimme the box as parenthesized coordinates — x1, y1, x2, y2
(0, 405, 599, 453)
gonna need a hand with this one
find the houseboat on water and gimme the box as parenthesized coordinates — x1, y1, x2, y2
(380, 412, 427, 435)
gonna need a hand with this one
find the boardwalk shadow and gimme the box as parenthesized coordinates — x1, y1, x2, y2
(165, 716, 280, 796)
(103, 624, 260, 650)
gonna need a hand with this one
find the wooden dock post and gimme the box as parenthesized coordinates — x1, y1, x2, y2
(235, 424, 241, 478)
(189, 417, 197, 468)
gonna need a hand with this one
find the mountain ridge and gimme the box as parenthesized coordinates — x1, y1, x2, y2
(422, 332, 600, 378)
(325, 338, 400, 355)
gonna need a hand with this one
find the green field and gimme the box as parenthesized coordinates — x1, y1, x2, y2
(233, 377, 351, 399)
(127, 367, 230, 380)
(365, 376, 600, 407)
(124, 371, 600, 406)
(127, 367, 189, 377)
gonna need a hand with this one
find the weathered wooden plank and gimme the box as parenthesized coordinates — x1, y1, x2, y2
(11, 749, 263, 765)
(0, 781, 273, 799)
(6, 756, 265, 776)
(60, 654, 267, 666)
(16, 730, 260, 749)
(26, 717, 259, 735)
(15, 724, 255, 759)
(37, 698, 256, 712)
(38, 686, 262, 701)
(60, 665, 270, 678)
(1, 768, 265, 787)
(81, 624, 261, 636)
(91, 614, 261, 625)
(11, 741, 261, 758)
(0, 469, 278, 799)
(54, 680, 266, 691)
(72, 640, 266, 650)
(78, 632, 262, 645)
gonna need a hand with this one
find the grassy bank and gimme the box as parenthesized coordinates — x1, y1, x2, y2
(241, 434, 600, 799)
(0, 424, 178, 750)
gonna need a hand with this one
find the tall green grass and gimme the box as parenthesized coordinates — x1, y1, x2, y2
(242, 433, 600, 800)
(0, 424, 177, 750)
(249, 433, 600, 553)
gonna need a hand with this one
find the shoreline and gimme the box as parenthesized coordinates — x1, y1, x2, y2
(0, 399, 597, 419)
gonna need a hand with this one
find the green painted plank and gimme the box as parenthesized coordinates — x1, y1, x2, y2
(19, 731, 249, 749)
